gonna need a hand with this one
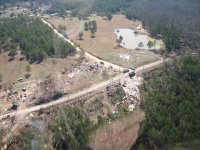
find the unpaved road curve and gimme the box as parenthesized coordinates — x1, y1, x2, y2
(0, 59, 166, 121)
(41, 18, 125, 72)
(0, 18, 167, 121)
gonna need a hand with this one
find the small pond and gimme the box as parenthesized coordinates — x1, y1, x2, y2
(115, 28, 163, 50)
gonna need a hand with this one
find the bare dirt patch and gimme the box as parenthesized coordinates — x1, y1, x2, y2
(90, 109, 144, 150)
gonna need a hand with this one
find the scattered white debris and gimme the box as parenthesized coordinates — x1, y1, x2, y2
(68, 73, 75, 78)
(120, 75, 143, 109)
(29, 113, 33, 117)
(118, 53, 130, 60)
(4, 144, 7, 149)
(128, 104, 135, 111)
(137, 25, 142, 30)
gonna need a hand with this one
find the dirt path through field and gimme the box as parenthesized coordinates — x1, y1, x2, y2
(0, 58, 167, 121)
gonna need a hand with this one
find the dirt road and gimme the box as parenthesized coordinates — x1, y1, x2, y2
(0, 17, 167, 149)
(41, 18, 125, 72)
(0, 18, 167, 121)
(0, 59, 165, 121)
(0, 74, 124, 120)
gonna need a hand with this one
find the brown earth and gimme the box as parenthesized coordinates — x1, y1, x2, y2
(90, 109, 144, 150)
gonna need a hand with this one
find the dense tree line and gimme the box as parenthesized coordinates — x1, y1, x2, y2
(3, 0, 200, 51)
(132, 56, 200, 149)
(91, 0, 135, 15)
(95, 0, 199, 50)
(50, 107, 94, 150)
(92, 0, 200, 51)
(46, 0, 92, 17)
(0, 0, 24, 5)
(5, 107, 93, 149)
(0, 0, 50, 5)
(46, 1, 77, 17)
(123, 0, 200, 51)
(49, 0, 200, 51)
(0, 15, 75, 63)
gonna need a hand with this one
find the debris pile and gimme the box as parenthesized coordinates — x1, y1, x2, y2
(74, 60, 116, 75)
(86, 97, 104, 116)
(65, 60, 117, 85)
(120, 76, 143, 111)
(29, 79, 63, 106)
(106, 84, 121, 97)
